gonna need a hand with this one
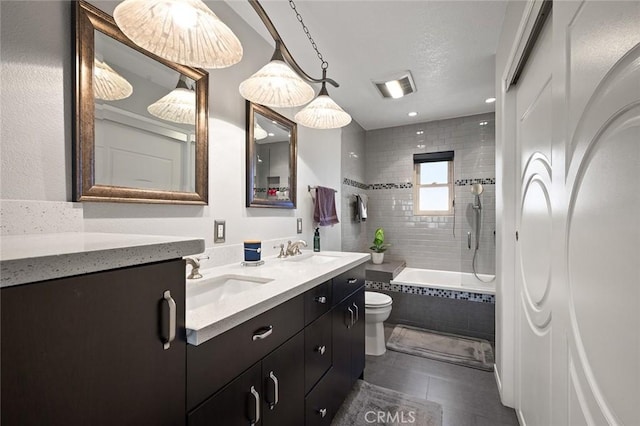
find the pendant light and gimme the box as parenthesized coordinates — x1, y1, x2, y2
(239, 42, 314, 108)
(241, 0, 352, 129)
(254, 122, 268, 140)
(294, 70, 352, 129)
(147, 75, 196, 125)
(113, 0, 243, 69)
(93, 58, 133, 101)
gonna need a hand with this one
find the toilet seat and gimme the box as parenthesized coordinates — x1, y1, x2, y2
(365, 291, 392, 308)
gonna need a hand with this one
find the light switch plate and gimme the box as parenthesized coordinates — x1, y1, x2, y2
(297, 218, 303, 234)
(214, 220, 226, 243)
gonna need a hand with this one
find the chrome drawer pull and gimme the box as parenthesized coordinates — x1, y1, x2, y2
(315, 296, 327, 304)
(268, 371, 279, 409)
(319, 408, 327, 418)
(348, 278, 357, 284)
(316, 345, 326, 355)
(353, 302, 359, 323)
(252, 325, 273, 341)
(162, 290, 176, 350)
(249, 385, 260, 425)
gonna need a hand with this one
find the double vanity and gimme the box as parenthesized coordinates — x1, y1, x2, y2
(0, 233, 369, 426)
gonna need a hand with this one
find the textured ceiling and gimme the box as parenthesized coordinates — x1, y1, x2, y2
(225, 0, 507, 130)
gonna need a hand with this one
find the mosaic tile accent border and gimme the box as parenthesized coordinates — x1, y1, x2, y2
(369, 182, 413, 190)
(342, 178, 368, 190)
(365, 280, 495, 304)
(254, 187, 290, 193)
(454, 178, 496, 186)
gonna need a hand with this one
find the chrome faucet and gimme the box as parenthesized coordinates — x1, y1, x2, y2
(273, 243, 286, 258)
(286, 240, 308, 256)
(185, 255, 209, 279)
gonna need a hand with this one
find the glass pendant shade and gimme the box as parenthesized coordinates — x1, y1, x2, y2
(113, 0, 243, 69)
(239, 59, 315, 108)
(294, 87, 352, 129)
(93, 59, 133, 101)
(254, 123, 268, 140)
(148, 87, 196, 125)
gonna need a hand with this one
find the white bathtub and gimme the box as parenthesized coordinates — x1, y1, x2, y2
(390, 267, 495, 295)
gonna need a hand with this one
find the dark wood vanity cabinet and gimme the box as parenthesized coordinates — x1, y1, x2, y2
(0, 259, 187, 426)
(187, 263, 366, 426)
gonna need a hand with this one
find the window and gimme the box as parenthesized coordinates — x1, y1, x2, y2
(413, 151, 454, 215)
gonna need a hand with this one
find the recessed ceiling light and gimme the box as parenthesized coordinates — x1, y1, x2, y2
(408, 111, 418, 117)
(485, 97, 496, 104)
(268, 132, 275, 137)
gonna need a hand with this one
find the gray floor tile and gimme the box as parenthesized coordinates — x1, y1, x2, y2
(364, 363, 431, 399)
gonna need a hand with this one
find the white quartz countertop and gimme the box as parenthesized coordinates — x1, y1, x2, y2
(186, 251, 370, 345)
(0, 232, 205, 287)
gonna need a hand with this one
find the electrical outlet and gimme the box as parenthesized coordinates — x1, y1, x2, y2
(214, 220, 226, 243)
(297, 218, 303, 234)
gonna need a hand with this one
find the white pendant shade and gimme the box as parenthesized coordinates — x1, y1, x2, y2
(147, 88, 196, 125)
(93, 59, 133, 101)
(254, 123, 268, 140)
(113, 0, 243, 69)
(239, 59, 315, 108)
(294, 94, 352, 129)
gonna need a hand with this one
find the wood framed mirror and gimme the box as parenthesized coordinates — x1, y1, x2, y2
(73, 1, 208, 204)
(246, 102, 297, 209)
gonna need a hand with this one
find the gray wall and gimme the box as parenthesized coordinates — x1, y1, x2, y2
(364, 113, 496, 274)
(340, 121, 368, 253)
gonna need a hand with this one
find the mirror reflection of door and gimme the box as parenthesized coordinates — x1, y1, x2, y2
(93, 30, 196, 193)
(253, 112, 292, 202)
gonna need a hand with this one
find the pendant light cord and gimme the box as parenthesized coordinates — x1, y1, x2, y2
(288, 0, 328, 70)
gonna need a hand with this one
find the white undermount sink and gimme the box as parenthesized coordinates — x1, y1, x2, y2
(281, 252, 342, 265)
(186, 274, 274, 310)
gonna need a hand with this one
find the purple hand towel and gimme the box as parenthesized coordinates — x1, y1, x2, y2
(313, 186, 339, 226)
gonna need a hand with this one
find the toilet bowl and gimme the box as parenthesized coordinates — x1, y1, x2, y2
(364, 291, 393, 356)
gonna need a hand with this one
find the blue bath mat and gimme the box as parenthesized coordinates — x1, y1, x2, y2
(386, 325, 494, 371)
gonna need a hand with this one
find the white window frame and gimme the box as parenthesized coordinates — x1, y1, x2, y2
(413, 159, 454, 216)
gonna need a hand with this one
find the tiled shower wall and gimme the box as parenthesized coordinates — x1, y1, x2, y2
(340, 122, 368, 253)
(364, 113, 496, 274)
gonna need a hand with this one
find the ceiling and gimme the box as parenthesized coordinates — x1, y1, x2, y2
(226, 0, 507, 131)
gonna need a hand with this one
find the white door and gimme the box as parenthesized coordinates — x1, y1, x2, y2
(513, 2, 640, 425)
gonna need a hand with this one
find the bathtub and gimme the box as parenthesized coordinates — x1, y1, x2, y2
(390, 267, 495, 295)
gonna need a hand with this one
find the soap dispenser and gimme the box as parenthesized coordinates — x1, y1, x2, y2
(313, 228, 320, 252)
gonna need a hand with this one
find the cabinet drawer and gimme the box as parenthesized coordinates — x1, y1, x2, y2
(305, 368, 339, 426)
(332, 264, 365, 306)
(304, 311, 332, 394)
(304, 280, 332, 325)
(187, 295, 304, 410)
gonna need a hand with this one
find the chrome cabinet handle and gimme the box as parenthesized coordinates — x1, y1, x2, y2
(352, 302, 359, 323)
(252, 325, 273, 341)
(348, 278, 357, 284)
(316, 345, 326, 355)
(347, 307, 354, 328)
(318, 408, 327, 418)
(249, 386, 260, 425)
(315, 296, 327, 304)
(268, 371, 279, 409)
(162, 290, 176, 350)
(468, 231, 472, 250)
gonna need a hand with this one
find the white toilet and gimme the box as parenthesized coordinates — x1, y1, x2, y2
(364, 291, 393, 356)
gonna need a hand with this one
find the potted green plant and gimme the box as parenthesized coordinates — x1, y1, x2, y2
(369, 227, 391, 264)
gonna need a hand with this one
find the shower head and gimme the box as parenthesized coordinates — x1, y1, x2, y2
(471, 183, 484, 195)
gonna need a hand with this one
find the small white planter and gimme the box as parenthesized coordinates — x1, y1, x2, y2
(371, 252, 384, 264)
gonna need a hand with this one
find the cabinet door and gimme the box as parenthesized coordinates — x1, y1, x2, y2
(349, 289, 366, 384)
(1, 260, 186, 426)
(262, 331, 305, 426)
(189, 362, 263, 426)
(331, 296, 353, 402)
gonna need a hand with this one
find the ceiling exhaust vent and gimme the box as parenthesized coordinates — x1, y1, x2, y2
(373, 71, 417, 99)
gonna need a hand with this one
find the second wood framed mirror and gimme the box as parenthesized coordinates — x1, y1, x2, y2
(246, 102, 297, 209)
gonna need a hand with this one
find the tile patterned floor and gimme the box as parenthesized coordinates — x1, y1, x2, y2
(362, 325, 519, 426)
